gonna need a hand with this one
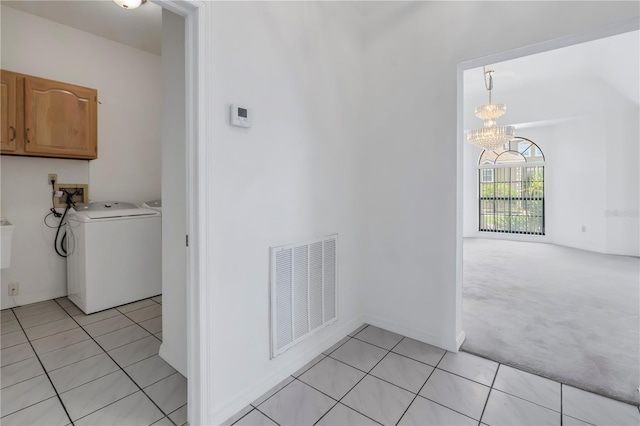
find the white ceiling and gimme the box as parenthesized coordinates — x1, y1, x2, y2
(4, 2, 638, 110)
(3, 0, 162, 55)
(465, 30, 640, 108)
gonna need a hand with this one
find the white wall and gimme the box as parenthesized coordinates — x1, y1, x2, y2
(196, 2, 638, 422)
(604, 104, 640, 256)
(360, 1, 639, 359)
(0, 6, 162, 309)
(551, 118, 608, 252)
(205, 2, 365, 422)
(159, 8, 187, 377)
(462, 77, 639, 256)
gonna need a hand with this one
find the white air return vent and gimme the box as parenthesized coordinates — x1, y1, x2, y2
(270, 235, 338, 358)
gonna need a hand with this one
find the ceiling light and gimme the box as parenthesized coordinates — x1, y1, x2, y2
(467, 67, 515, 151)
(113, 0, 147, 10)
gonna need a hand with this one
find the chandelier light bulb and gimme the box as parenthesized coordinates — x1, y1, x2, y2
(475, 103, 507, 120)
(113, 0, 146, 10)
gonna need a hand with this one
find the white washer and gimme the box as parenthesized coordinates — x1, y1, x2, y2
(66, 202, 161, 314)
(142, 199, 162, 213)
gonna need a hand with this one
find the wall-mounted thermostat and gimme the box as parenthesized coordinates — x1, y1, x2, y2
(230, 104, 251, 128)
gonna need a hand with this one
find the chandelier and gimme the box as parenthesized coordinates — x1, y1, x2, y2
(467, 67, 515, 151)
(113, 0, 147, 9)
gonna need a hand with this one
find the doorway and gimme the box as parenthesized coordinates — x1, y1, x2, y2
(456, 21, 640, 405)
(155, 1, 205, 423)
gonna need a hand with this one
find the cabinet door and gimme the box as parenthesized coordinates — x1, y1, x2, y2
(1, 71, 18, 152)
(24, 76, 97, 159)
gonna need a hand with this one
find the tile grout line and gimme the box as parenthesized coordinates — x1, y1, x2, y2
(313, 333, 405, 426)
(387, 348, 444, 368)
(478, 362, 501, 424)
(462, 348, 637, 409)
(166, 403, 188, 426)
(338, 334, 409, 422)
(227, 407, 258, 426)
(123, 313, 163, 325)
(246, 326, 370, 414)
(251, 406, 282, 426)
(90, 331, 155, 352)
(407, 349, 488, 423)
(16, 324, 87, 347)
(351, 335, 397, 352)
(561, 384, 563, 426)
(43, 349, 165, 394)
(11, 304, 63, 319)
(240, 327, 373, 426)
(394, 345, 447, 425)
(460, 354, 584, 415)
(70, 374, 181, 426)
(0, 345, 38, 368)
(560, 383, 564, 420)
(5, 296, 174, 424)
(0, 362, 48, 391)
(433, 364, 497, 388)
(17, 313, 74, 331)
(53, 298, 178, 426)
(489, 385, 563, 414)
(8, 305, 76, 426)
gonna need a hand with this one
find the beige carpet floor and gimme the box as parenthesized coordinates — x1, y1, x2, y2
(462, 238, 640, 405)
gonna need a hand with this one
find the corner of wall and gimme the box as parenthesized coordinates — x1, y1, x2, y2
(210, 315, 365, 425)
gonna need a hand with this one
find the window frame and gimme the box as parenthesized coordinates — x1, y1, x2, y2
(478, 137, 546, 236)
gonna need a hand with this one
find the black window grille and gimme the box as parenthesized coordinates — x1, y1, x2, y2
(478, 137, 545, 235)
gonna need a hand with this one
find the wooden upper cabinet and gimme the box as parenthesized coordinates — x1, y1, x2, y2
(1, 70, 97, 160)
(1, 71, 18, 152)
(24, 76, 97, 159)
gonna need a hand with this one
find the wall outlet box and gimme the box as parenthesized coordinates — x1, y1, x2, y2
(8, 283, 19, 296)
(48, 174, 58, 185)
(54, 184, 89, 207)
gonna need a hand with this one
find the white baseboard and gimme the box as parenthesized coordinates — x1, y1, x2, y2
(468, 236, 639, 258)
(0, 288, 67, 310)
(467, 233, 550, 244)
(211, 315, 365, 425)
(362, 313, 457, 352)
(159, 342, 187, 378)
(552, 240, 639, 257)
(455, 330, 466, 351)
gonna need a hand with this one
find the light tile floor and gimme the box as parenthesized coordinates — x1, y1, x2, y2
(224, 325, 640, 426)
(1, 295, 187, 426)
(4, 305, 639, 426)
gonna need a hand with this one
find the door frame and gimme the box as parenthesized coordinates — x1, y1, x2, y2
(455, 17, 640, 349)
(152, 1, 211, 424)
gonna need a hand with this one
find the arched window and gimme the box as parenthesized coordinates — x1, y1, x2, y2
(478, 137, 545, 235)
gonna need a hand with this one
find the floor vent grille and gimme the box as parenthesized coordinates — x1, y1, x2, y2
(270, 235, 338, 358)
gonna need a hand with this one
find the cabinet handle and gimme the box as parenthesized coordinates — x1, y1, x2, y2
(25, 128, 30, 144)
(9, 126, 16, 141)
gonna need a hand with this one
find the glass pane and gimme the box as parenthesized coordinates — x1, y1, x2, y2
(519, 142, 532, 156)
(479, 150, 498, 165)
(478, 164, 545, 235)
(495, 150, 526, 164)
(481, 169, 494, 182)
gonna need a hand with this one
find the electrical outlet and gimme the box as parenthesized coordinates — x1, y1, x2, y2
(8, 283, 19, 296)
(54, 184, 89, 207)
(581, 226, 587, 232)
(48, 174, 58, 185)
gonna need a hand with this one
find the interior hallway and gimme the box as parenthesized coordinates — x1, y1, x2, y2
(462, 238, 640, 405)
